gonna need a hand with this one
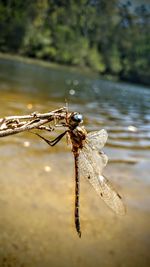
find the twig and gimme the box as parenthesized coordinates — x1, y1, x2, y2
(0, 107, 68, 137)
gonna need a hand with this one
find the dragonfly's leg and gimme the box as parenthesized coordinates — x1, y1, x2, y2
(33, 130, 68, 146)
(74, 152, 81, 238)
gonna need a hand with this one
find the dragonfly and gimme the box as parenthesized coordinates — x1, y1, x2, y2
(34, 112, 126, 237)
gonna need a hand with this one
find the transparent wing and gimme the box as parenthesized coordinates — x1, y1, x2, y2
(81, 143, 108, 174)
(87, 129, 108, 150)
(79, 143, 126, 215)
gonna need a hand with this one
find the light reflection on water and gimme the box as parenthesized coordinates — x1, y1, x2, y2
(0, 57, 150, 267)
(1, 58, 150, 153)
(0, 57, 150, 173)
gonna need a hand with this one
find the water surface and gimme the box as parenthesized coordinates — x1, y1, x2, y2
(0, 57, 150, 267)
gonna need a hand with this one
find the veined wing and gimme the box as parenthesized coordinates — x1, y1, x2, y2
(79, 144, 126, 215)
(81, 142, 108, 174)
(87, 129, 108, 150)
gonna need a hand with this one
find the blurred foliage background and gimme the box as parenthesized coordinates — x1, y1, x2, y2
(0, 0, 149, 85)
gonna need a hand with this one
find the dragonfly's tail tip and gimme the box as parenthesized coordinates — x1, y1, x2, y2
(78, 231, 82, 238)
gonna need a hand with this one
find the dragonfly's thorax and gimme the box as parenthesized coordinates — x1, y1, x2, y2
(68, 112, 87, 151)
(69, 126, 87, 150)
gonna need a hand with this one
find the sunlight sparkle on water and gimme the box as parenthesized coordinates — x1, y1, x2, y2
(128, 125, 138, 132)
(27, 103, 33, 110)
(69, 89, 75, 95)
(44, 166, 51, 172)
(23, 141, 30, 147)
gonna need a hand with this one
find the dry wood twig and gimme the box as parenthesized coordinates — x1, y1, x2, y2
(0, 107, 68, 137)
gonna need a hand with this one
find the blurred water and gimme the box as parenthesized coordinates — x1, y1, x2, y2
(0, 57, 150, 267)
(0, 57, 150, 162)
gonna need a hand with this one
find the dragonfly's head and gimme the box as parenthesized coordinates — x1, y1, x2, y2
(68, 112, 83, 129)
(72, 113, 83, 123)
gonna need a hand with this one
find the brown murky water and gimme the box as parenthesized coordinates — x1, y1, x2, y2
(0, 57, 150, 267)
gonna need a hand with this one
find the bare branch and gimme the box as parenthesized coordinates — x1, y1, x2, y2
(0, 107, 68, 137)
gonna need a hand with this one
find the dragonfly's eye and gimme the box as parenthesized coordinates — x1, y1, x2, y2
(72, 113, 83, 123)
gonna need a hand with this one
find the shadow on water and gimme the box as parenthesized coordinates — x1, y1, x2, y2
(0, 57, 150, 267)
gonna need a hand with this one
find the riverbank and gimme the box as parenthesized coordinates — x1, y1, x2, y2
(0, 52, 138, 86)
(1, 52, 149, 86)
(0, 52, 98, 78)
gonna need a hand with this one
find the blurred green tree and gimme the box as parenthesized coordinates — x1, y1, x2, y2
(0, 0, 149, 85)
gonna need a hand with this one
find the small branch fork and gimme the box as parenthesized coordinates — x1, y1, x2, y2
(0, 107, 68, 137)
